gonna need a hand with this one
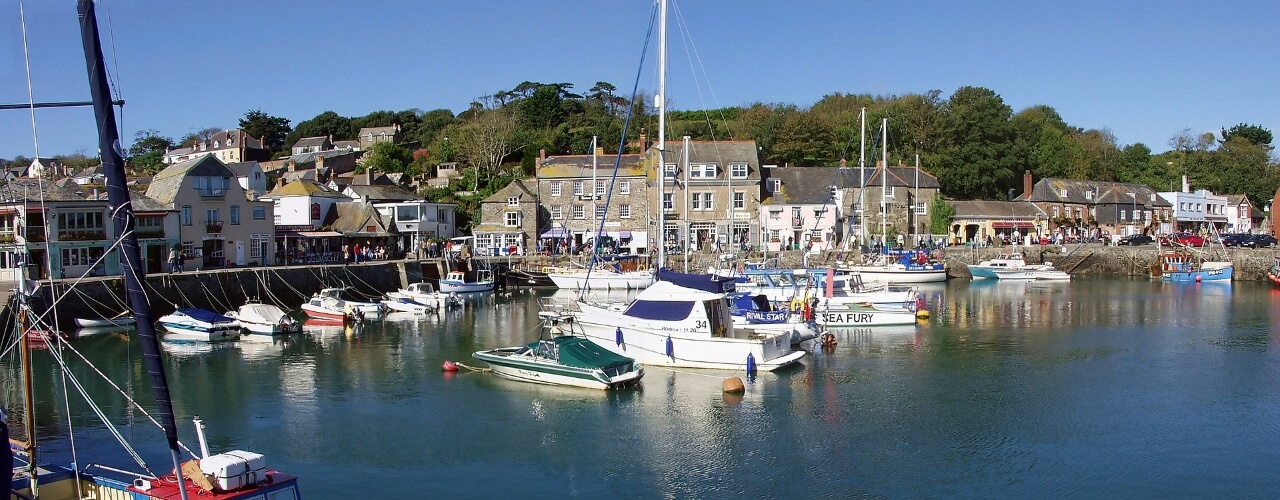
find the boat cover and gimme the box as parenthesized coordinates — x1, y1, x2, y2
(656, 270, 736, 293)
(178, 308, 235, 324)
(534, 337, 633, 371)
(238, 304, 288, 324)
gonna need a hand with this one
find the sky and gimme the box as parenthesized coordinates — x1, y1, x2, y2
(1, 0, 1277, 159)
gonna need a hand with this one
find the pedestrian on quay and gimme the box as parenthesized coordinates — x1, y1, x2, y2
(167, 247, 179, 274)
(177, 251, 186, 272)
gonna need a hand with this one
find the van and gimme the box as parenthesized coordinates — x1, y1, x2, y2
(446, 236, 473, 257)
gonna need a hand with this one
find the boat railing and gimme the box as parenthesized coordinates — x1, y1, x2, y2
(538, 297, 580, 315)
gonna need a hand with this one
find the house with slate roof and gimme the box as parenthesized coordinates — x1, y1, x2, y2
(327, 202, 398, 259)
(536, 149, 649, 254)
(163, 129, 271, 165)
(1224, 194, 1263, 233)
(291, 136, 333, 156)
(227, 161, 267, 198)
(758, 167, 841, 253)
(946, 200, 1047, 245)
(644, 140, 762, 253)
(472, 179, 539, 256)
(146, 155, 274, 268)
(27, 157, 65, 179)
(1018, 170, 1173, 240)
(261, 179, 349, 264)
(357, 125, 402, 149)
(829, 160, 942, 246)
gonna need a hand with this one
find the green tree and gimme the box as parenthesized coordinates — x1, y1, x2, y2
(239, 109, 292, 153)
(360, 142, 413, 174)
(932, 86, 1016, 199)
(1221, 123, 1273, 149)
(285, 111, 353, 150)
(928, 195, 955, 234)
(127, 129, 173, 174)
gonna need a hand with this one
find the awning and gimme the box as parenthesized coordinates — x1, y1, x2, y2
(991, 221, 1035, 229)
(541, 228, 569, 238)
(297, 231, 343, 238)
(617, 231, 632, 239)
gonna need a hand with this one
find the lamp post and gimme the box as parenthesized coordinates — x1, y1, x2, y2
(1127, 192, 1137, 236)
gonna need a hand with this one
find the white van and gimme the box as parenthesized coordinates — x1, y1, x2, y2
(446, 236, 473, 257)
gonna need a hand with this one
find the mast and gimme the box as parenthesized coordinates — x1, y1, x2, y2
(914, 153, 920, 246)
(683, 135, 691, 273)
(858, 108, 866, 248)
(77, 2, 190, 498)
(881, 118, 888, 252)
(656, 0, 667, 270)
(591, 135, 598, 244)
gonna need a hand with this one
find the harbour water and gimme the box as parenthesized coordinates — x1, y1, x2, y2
(12, 278, 1280, 498)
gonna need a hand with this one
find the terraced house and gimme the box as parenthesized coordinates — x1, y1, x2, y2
(1019, 171, 1173, 240)
(147, 155, 275, 268)
(647, 140, 761, 252)
(536, 149, 649, 254)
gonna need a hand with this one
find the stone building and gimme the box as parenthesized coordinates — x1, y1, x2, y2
(471, 179, 539, 256)
(536, 149, 649, 254)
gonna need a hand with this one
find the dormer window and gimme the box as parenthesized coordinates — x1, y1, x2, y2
(1058, 188, 1068, 197)
(771, 179, 781, 192)
(507, 196, 519, 206)
(1084, 191, 1093, 200)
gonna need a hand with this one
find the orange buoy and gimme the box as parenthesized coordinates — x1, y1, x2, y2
(722, 376, 745, 394)
(442, 360, 459, 372)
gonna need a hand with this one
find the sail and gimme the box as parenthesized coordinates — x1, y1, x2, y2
(77, 0, 181, 452)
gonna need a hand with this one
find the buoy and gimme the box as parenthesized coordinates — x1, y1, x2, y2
(722, 376, 745, 394)
(746, 353, 757, 378)
(615, 327, 624, 346)
(916, 310, 930, 320)
(665, 336, 674, 359)
(442, 360, 459, 372)
(1195, 275, 1202, 283)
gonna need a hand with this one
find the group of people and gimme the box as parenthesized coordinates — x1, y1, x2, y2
(342, 243, 389, 263)
(166, 247, 186, 274)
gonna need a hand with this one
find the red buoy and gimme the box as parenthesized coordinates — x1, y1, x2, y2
(442, 360, 459, 372)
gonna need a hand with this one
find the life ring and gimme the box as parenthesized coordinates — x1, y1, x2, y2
(790, 298, 804, 313)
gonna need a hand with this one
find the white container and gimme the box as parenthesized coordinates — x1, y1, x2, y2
(200, 450, 267, 491)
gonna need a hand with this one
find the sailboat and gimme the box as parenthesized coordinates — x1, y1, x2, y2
(6, 3, 303, 498)
(546, 136, 656, 291)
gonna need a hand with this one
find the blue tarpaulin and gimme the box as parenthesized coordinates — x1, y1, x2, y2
(177, 308, 235, 323)
(656, 270, 736, 293)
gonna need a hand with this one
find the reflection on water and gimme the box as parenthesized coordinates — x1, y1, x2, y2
(3, 281, 1279, 498)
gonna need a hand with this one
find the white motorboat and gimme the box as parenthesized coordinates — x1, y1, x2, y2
(473, 314, 644, 390)
(226, 302, 300, 337)
(557, 271, 805, 372)
(73, 314, 136, 328)
(816, 302, 920, 327)
(841, 250, 947, 283)
(969, 252, 1054, 279)
(991, 268, 1040, 280)
(156, 308, 241, 342)
(1032, 269, 1072, 281)
(301, 288, 384, 321)
(397, 282, 462, 309)
(727, 292, 822, 345)
(381, 295, 434, 314)
(439, 270, 496, 293)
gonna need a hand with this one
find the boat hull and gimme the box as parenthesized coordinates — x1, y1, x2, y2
(474, 348, 644, 390)
(74, 316, 136, 328)
(846, 267, 947, 283)
(817, 306, 919, 326)
(160, 325, 240, 342)
(547, 271, 655, 290)
(439, 281, 495, 293)
(1162, 267, 1233, 282)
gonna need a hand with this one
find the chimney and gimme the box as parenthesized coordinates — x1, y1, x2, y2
(1023, 170, 1033, 199)
(1181, 175, 1189, 193)
(316, 155, 325, 170)
(539, 149, 546, 163)
(839, 158, 847, 169)
(287, 161, 296, 173)
(277, 176, 286, 188)
(366, 168, 374, 185)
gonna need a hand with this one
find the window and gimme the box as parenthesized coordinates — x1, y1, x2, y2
(250, 234, 269, 259)
(703, 193, 715, 210)
(572, 205, 585, 219)
(619, 181, 630, 195)
(181, 241, 194, 257)
(230, 205, 240, 225)
(551, 205, 563, 219)
(914, 202, 927, 216)
(792, 207, 802, 218)
(550, 182, 562, 197)
(690, 164, 718, 179)
(181, 206, 192, 225)
(769, 229, 781, 243)
(507, 196, 519, 206)
(663, 163, 677, 179)
(731, 163, 748, 179)
(733, 191, 745, 210)
(1058, 188, 1068, 197)
(692, 193, 703, 210)
(1052, 206, 1060, 218)
(1075, 207, 1082, 219)
(253, 206, 266, 219)
(620, 204, 631, 218)
(1119, 209, 1127, 221)
(505, 211, 521, 227)
(206, 208, 220, 224)
(573, 181, 584, 196)
(884, 186, 895, 198)
(663, 193, 673, 211)
(1085, 190, 1093, 200)
(61, 246, 104, 268)
(595, 204, 606, 219)
(771, 179, 781, 192)
(595, 181, 606, 196)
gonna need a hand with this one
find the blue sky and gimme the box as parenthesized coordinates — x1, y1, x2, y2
(1, 0, 1276, 159)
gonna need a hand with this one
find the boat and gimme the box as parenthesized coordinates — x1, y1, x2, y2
(545, 257, 656, 291)
(991, 268, 1040, 280)
(74, 314, 136, 328)
(225, 302, 300, 337)
(1031, 268, 1072, 281)
(7, 4, 304, 497)
(472, 313, 644, 390)
(1150, 249, 1233, 282)
(556, 270, 806, 371)
(381, 295, 434, 314)
(727, 292, 822, 345)
(968, 252, 1054, 279)
(302, 287, 384, 320)
(505, 266, 556, 287)
(816, 302, 920, 327)
(841, 249, 948, 283)
(1267, 256, 1280, 286)
(439, 269, 496, 293)
(397, 282, 463, 309)
(157, 308, 242, 342)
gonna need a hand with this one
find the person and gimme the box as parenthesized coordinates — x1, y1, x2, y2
(177, 250, 186, 272)
(896, 233, 905, 249)
(167, 247, 178, 274)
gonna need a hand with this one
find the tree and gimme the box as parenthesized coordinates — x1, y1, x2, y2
(239, 109, 292, 153)
(1221, 123, 1273, 150)
(455, 108, 526, 191)
(932, 86, 1016, 199)
(179, 127, 222, 148)
(928, 195, 955, 235)
(285, 111, 353, 150)
(128, 129, 174, 174)
(360, 142, 413, 174)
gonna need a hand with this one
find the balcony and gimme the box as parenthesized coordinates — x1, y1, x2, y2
(0, 232, 14, 244)
(199, 188, 226, 200)
(791, 216, 805, 228)
(206, 222, 223, 234)
(58, 230, 107, 242)
(25, 230, 45, 242)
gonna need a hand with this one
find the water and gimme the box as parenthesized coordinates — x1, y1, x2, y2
(12, 279, 1280, 498)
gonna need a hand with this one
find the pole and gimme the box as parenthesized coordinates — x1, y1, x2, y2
(683, 135, 691, 273)
(656, 0, 667, 271)
(915, 153, 920, 246)
(858, 108, 866, 248)
(881, 119, 888, 252)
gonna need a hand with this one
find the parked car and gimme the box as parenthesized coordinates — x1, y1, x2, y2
(1116, 234, 1154, 246)
(1220, 233, 1250, 247)
(1241, 234, 1278, 248)
(1162, 233, 1206, 247)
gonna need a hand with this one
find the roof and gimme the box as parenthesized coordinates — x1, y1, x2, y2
(225, 161, 261, 177)
(346, 184, 417, 202)
(1020, 177, 1171, 206)
(288, 149, 357, 165)
(292, 136, 330, 149)
(130, 191, 172, 212)
(861, 164, 941, 189)
(327, 202, 396, 236)
(265, 179, 348, 199)
(482, 179, 537, 203)
(333, 140, 361, 149)
(0, 177, 97, 203)
(333, 170, 395, 186)
(359, 126, 399, 136)
(650, 140, 762, 179)
(146, 155, 234, 206)
(1225, 194, 1253, 206)
(538, 153, 646, 178)
(948, 200, 1047, 219)
(761, 167, 836, 205)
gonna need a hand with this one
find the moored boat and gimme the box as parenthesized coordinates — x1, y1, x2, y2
(381, 295, 434, 314)
(226, 302, 300, 337)
(841, 249, 947, 283)
(816, 302, 920, 327)
(302, 287, 384, 321)
(439, 270, 496, 293)
(74, 314, 136, 328)
(397, 282, 463, 309)
(157, 308, 241, 342)
(1150, 249, 1233, 283)
(473, 315, 644, 390)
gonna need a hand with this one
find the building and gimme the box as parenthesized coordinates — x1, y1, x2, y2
(758, 167, 840, 253)
(291, 136, 332, 156)
(1224, 194, 1262, 233)
(647, 140, 762, 253)
(227, 161, 267, 199)
(357, 125, 402, 149)
(328, 202, 398, 259)
(261, 179, 349, 265)
(146, 155, 275, 268)
(836, 160, 942, 246)
(1158, 177, 1227, 233)
(1019, 170, 1174, 239)
(375, 201, 459, 256)
(536, 150, 649, 254)
(472, 179, 539, 256)
(946, 200, 1046, 245)
(163, 129, 271, 165)
(27, 157, 65, 178)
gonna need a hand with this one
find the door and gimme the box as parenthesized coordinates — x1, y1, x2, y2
(145, 243, 164, 274)
(235, 241, 246, 266)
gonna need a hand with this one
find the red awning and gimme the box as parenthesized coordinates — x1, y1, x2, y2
(991, 221, 1035, 229)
